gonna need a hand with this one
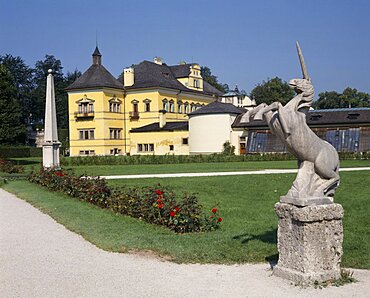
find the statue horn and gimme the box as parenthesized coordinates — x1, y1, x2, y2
(296, 41, 310, 80)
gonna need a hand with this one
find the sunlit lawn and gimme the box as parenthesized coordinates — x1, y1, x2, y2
(3, 170, 370, 268)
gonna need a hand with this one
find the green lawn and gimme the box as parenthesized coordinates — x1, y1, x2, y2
(70, 159, 370, 176)
(3, 170, 370, 268)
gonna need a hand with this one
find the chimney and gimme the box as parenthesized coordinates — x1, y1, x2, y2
(154, 57, 163, 65)
(123, 67, 134, 87)
(159, 110, 167, 128)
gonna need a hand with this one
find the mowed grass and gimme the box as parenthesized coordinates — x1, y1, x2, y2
(64, 159, 370, 176)
(3, 170, 370, 268)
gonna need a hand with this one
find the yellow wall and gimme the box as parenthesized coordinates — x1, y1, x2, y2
(130, 130, 189, 155)
(68, 87, 215, 156)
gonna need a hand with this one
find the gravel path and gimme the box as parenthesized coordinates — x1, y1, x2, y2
(100, 166, 370, 179)
(1, 188, 370, 298)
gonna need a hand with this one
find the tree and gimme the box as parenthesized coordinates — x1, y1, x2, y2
(313, 88, 370, 109)
(0, 64, 26, 144)
(201, 66, 229, 93)
(222, 141, 235, 155)
(32, 55, 69, 128)
(0, 54, 35, 124)
(250, 77, 295, 106)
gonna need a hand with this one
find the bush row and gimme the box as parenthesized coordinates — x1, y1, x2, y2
(61, 153, 296, 166)
(0, 147, 42, 158)
(28, 169, 222, 233)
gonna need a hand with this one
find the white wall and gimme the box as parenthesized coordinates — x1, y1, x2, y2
(189, 114, 237, 154)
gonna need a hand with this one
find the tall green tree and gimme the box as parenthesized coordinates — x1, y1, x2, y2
(0, 54, 35, 124)
(201, 66, 229, 93)
(32, 55, 69, 128)
(0, 64, 26, 144)
(250, 77, 295, 105)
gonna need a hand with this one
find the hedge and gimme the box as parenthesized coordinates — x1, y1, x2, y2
(60, 151, 370, 166)
(0, 147, 42, 158)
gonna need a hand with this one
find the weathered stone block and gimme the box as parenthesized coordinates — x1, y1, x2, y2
(273, 202, 344, 285)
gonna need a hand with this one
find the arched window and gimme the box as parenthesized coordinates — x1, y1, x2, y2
(169, 100, 174, 113)
(162, 99, 168, 111)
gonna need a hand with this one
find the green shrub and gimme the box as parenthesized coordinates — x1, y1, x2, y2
(0, 146, 42, 158)
(28, 168, 221, 233)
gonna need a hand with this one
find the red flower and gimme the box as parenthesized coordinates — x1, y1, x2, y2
(156, 189, 163, 195)
(157, 198, 162, 203)
(174, 207, 180, 212)
(211, 208, 218, 214)
(158, 204, 163, 209)
(55, 171, 64, 177)
(217, 217, 223, 223)
(170, 211, 176, 217)
(209, 216, 213, 219)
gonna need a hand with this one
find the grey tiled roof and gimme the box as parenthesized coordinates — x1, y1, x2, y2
(189, 101, 244, 116)
(119, 61, 223, 97)
(169, 64, 195, 78)
(66, 64, 124, 91)
(130, 121, 188, 133)
(232, 108, 370, 128)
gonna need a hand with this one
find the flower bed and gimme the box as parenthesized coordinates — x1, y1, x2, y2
(28, 168, 221, 233)
(0, 159, 24, 174)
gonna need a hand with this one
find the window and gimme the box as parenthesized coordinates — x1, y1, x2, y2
(190, 104, 196, 112)
(169, 100, 174, 113)
(130, 100, 139, 119)
(162, 99, 168, 111)
(182, 138, 188, 145)
(184, 103, 189, 114)
(143, 99, 151, 112)
(169, 145, 174, 151)
(109, 102, 121, 113)
(77, 95, 94, 114)
(110, 128, 122, 139)
(137, 143, 154, 152)
(79, 150, 95, 156)
(79, 129, 95, 140)
(178, 102, 183, 113)
(110, 148, 121, 155)
(194, 79, 199, 88)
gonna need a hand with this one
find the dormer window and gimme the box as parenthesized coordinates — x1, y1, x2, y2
(109, 95, 122, 113)
(310, 114, 322, 121)
(194, 79, 200, 88)
(347, 112, 360, 120)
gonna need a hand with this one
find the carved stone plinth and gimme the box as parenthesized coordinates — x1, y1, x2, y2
(273, 202, 344, 285)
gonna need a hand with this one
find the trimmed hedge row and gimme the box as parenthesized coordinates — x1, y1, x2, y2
(61, 153, 296, 166)
(0, 147, 42, 158)
(61, 151, 370, 166)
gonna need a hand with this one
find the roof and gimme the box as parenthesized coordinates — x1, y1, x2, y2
(232, 107, 370, 128)
(130, 121, 189, 133)
(118, 61, 223, 97)
(189, 101, 244, 116)
(66, 64, 124, 91)
(169, 63, 195, 78)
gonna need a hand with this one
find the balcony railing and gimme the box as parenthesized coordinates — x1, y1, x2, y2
(129, 111, 140, 120)
(74, 111, 94, 119)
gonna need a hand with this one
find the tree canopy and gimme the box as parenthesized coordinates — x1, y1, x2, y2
(313, 88, 370, 109)
(201, 66, 229, 93)
(249, 77, 295, 105)
(0, 64, 26, 144)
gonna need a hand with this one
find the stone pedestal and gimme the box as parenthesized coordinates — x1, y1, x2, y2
(273, 202, 344, 285)
(42, 141, 61, 168)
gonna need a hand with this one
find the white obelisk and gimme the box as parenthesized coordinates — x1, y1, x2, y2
(42, 69, 61, 168)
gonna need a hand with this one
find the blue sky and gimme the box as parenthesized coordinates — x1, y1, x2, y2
(1, 0, 369, 97)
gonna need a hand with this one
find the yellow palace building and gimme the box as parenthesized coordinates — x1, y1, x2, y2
(66, 47, 222, 156)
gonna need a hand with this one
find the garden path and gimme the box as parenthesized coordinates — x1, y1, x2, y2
(1, 188, 370, 297)
(100, 166, 370, 179)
